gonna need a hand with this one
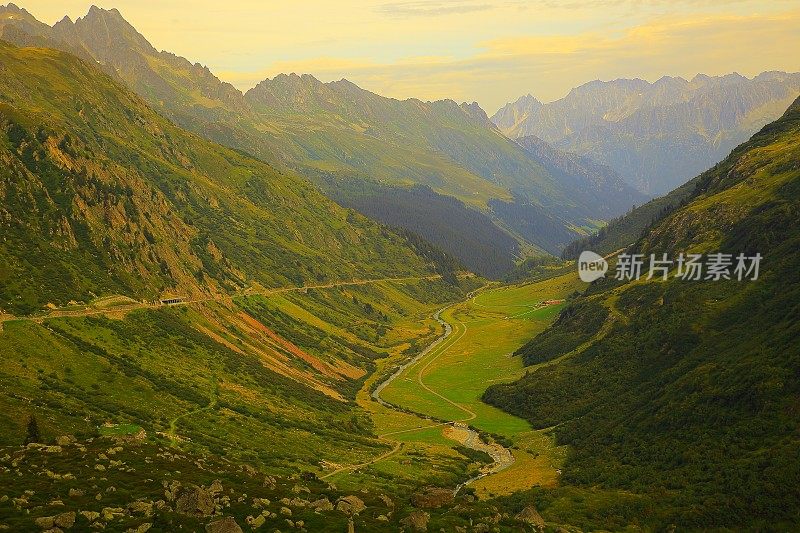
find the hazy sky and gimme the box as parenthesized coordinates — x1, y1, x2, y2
(20, 0, 800, 112)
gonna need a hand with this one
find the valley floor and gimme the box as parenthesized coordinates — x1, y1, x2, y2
(327, 270, 586, 499)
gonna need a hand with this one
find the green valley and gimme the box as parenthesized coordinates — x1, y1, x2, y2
(1, 2, 799, 531)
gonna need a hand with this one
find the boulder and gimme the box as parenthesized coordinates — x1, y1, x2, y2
(206, 517, 243, 533)
(400, 510, 430, 531)
(35, 516, 55, 529)
(175, 486, 215, 517)
(411, 487, 453, 509)
(54, 512, 75, 529)
(335, 495, 365, 515)
(245, 514, 266, 529)
(515, 506, 545, 529)
(310, 497, 333, 512)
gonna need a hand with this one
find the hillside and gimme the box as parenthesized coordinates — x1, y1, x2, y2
(0, 39, 492, 487)
(493, 73, 800, 195)
(0, 4, 646, 270)
(0, 40, 449, 315)
(484, 96, 800, 529)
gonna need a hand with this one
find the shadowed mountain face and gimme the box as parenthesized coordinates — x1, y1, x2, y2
(485, 96, 800, 529)
(0, 4, 646, 269)
(494, 74, 800, 195)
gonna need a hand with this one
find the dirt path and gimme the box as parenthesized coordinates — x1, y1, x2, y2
(0, 274, 451, 326)
(366, 292, 516, 491)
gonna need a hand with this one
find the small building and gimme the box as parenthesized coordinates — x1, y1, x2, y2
(160, 297, 185, 305)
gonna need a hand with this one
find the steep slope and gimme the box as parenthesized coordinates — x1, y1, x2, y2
(0, 40, 441, 315)
(484, 97, 800, 529)
(494, 73, 800, 195)
(0, 40, 485, 477)
(0, 4, 645, 267)
(514, 135, 647, 217)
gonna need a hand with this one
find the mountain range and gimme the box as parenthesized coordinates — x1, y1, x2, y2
(485, 95, 800, 529)
(0, 3, 647, 275)
(493, 72, 800, 195)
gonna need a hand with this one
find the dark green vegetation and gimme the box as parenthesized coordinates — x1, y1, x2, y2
(486, 97, 800, 530)
(561, 176, 697, 260)
(331, 183, 518, 278)
(494, 74, 800, 195)
(0, 4, 645, 273)
(0, 41, 447, 314)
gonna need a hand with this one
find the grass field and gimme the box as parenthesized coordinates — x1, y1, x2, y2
(368, 270, 586, 496)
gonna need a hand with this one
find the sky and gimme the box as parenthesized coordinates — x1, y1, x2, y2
(19, 0, 800, 113)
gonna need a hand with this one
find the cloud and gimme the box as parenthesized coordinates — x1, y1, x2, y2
(376, 1, 492, 17)
(220, 6, 800, 112)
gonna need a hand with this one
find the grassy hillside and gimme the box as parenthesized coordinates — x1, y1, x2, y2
(484, 97, 800, 529)
(0, 41, 450, 315)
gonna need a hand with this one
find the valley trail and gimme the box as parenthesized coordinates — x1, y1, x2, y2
(370, 295, 516, 492)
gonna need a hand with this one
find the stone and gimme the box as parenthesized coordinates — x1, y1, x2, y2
(208, 480, 224, 496)
(279, 507, 292, 517)
(128, 501, 154, 517)
(400, 510, 430, 531)
(252, 497, 270, 510)
(206, 516, 243, 533)
(309, 497, 333, 512)
(411, 487, 453, 509)
(335, 495, 365, 515)
(175, 486, 215, 517)
(55, 436, 76, 446)
(378, 494, 394, 509)
(54, 511, 76, 529)
(79, 511, 100, 522)
(246, 514, 266, 529)
(35, 516, 55, 529)
(516, 506, 545, 529)
(101, 507, 124, 521)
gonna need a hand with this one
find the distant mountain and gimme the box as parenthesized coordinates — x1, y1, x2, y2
(485, 96, 800, 529)
(493, 73, 800, 195)
(0, 4, 646, 271)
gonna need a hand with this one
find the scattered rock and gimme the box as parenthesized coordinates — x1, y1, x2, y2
(54, 511, 75, 529)
(401, 510, 429, 532)
(101, 507, 124, 521)
(79, 511, 100, 522)
(206, 516, 243, 533)
(279, 507, 292, 517)
(309, 497, 333, 512)
(252, 497, 270, 510)
(55, 436, 76, 446)
(35, 516, 55, 529)
(335, 495, 365, 515)
(127, 524, 152, 533)
(378, 494, 394, 509)
(516, 506, 545, 529)
(175, 486, 215, 517)
(411, 487, 453, 509)
(128, 501, 154, 517)
(246, 514, 266, 529)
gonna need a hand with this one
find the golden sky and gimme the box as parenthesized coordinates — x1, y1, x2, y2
(22, 0, 800, 112)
